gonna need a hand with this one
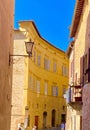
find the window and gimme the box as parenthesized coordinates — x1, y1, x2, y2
(88, 48, 90, 82)
(29, 76, 33, 90)
(80, 56, 84, 85)
(44, 81, 48, 95)
(84, 54, 88, 83)
(33, 76, 36, 91)
(34, 51, 36, 63)
(36, 80, 40, 93)
(80, 48, 90, 84)
(63, 85, 66, 95)
(53, 61, 57, 72)
(37, 55, 41, 66)
(62, 65, 68, 76)
(71, 60, 74, 79)
(44, 58, 50, 70)
(52, 85, 58, 96)
(75, 72, 77, 84)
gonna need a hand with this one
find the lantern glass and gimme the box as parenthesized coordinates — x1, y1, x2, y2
(25, 41, 34, 56)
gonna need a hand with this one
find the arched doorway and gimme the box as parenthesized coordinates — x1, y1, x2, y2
(51, 109, 56, 127)
(43, 112, 47, 128)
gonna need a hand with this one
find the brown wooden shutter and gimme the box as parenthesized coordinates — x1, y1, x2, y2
(71, 60, 74, 82)
(84, 54, 88, 83)
(88, 48, 90, 82)
(69, 87, 71, 102)
(80, 56, 84, 85)
(75, 72, 77, 84)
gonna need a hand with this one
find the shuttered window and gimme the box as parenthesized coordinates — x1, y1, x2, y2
(75, 72, 77, 84)
(84, 54, 88, 83)
(88, 48, 90, 82)
(80, 56, 84, 85)
(44, 82, 48, 95)
(53, 62, 57, 72)
(29, 76, 33, 90)
(62, 66, 68, 76)
(52, 86, 58, 96)
(36, 80, 40, 93)
(70, 60, 74, 82)
(34, 51, 36, 63)
(37, 55, 41, 66)
(63, 85, 66, 95)
(44, 58, 50, 70)
(33, 76, 36, 91)
(80, 48, 90, 85)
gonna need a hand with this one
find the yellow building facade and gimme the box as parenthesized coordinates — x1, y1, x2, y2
(12, 21, 68, 130)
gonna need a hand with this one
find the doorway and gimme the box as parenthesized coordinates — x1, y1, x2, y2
(61, 114, 66, 123)
(43, 112, 47, 128)
(80, 116, 82, 130)
(51, 109, 56, 127)
(35, 116, 39, 128)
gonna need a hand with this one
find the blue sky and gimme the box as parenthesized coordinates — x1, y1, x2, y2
(14, 0, 75, 51)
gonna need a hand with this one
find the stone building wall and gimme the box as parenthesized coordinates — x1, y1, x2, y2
(83, 83, 90, 130)
(66, 1, 90, 130)
(10, 30, 26, 130)
(82, 2, 90, 130)
(0, 0, 13, 130)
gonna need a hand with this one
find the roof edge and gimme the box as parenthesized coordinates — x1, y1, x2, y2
(19, 20, 65, 54)
(66, 41, 74, 57)
(70, 0, 84, 38)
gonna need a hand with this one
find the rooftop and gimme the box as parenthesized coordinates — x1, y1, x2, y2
(70, 0, 84, 37)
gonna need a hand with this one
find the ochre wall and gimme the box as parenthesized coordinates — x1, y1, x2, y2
(12, 21, 68, 130)
(20, 21, 69, 130)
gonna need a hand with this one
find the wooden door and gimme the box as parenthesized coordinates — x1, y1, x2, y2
(35, 116, 39, 128)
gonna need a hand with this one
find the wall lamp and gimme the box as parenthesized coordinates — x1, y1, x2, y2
(9, 40, 34, 65)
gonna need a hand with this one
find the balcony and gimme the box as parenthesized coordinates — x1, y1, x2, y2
(66, 85, 82, 110)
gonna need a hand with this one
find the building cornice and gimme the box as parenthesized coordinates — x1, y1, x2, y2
(66, 41, 74, 57)
(19, 20, 65, 54)
(70, 0, 84, 38)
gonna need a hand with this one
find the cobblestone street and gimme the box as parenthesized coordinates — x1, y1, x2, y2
(41, 127, 61, 130)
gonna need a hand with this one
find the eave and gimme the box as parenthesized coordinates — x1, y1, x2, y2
(66, 41, 74, 57)
(19, 20, 65, 54)
(70, 0, 84, 38)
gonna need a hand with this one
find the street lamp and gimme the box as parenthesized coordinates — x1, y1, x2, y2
(25, 41, 34, 57)
(9, 40, 34, 65)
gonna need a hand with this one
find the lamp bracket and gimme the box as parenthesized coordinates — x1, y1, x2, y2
(9, 54, 32, 66)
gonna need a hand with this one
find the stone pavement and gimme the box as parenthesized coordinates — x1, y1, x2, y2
(41, 127, 61, 130)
